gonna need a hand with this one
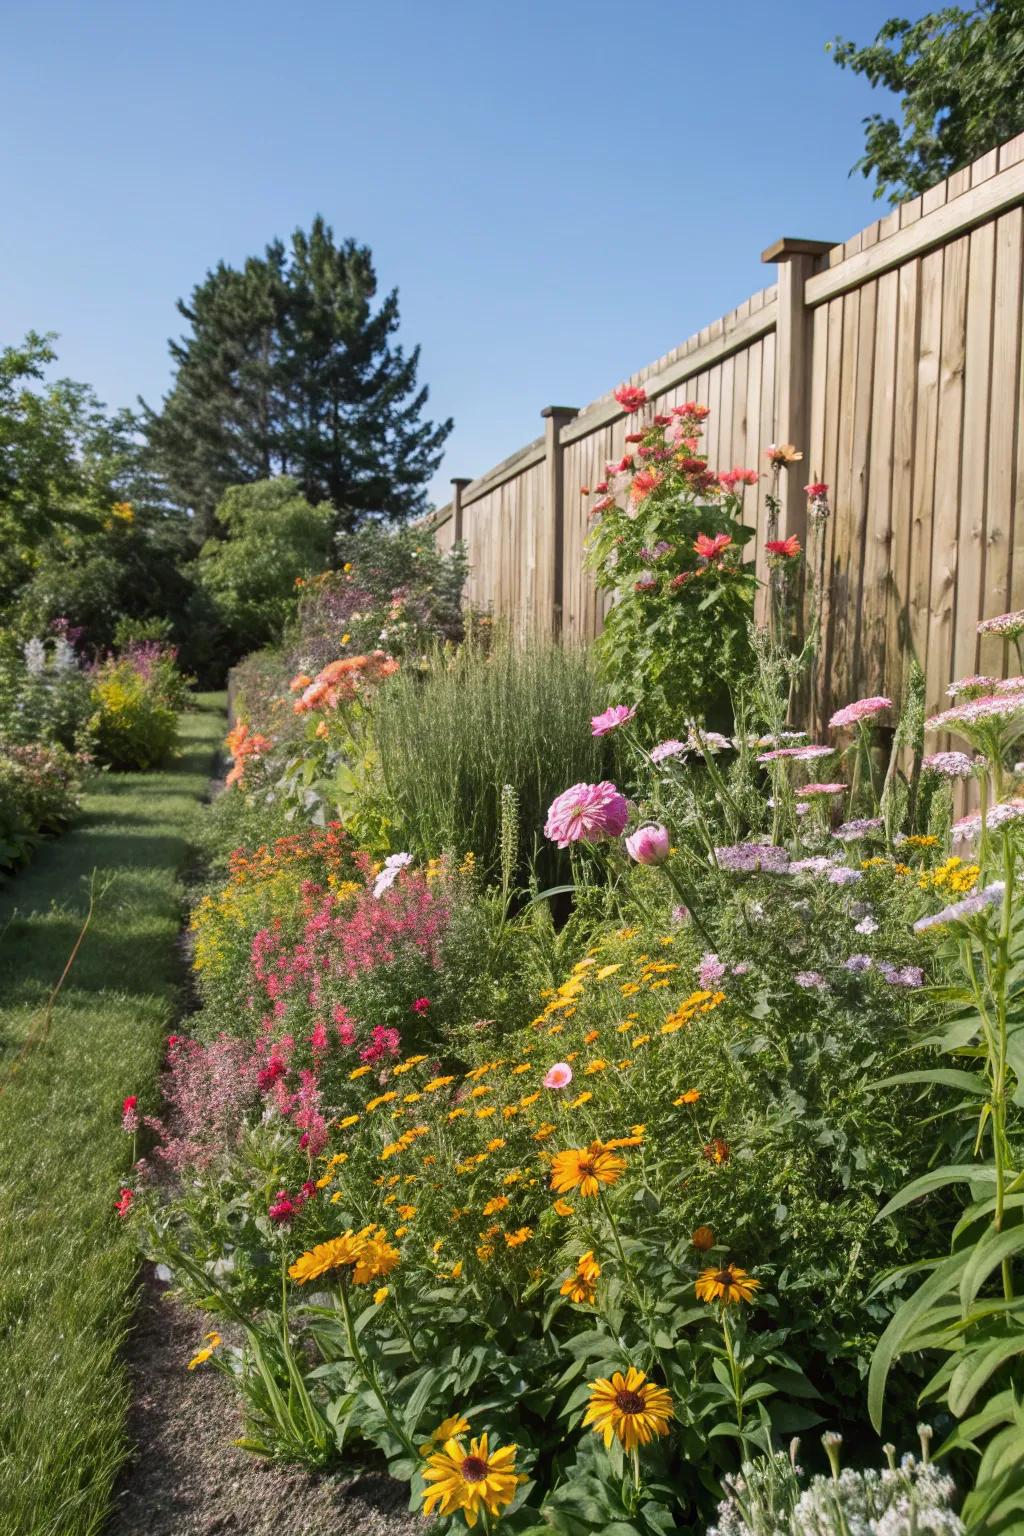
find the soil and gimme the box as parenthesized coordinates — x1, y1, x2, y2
(110, 1272, 425, 1536)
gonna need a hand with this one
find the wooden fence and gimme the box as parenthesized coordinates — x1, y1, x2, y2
(424, 134, 1024, 722)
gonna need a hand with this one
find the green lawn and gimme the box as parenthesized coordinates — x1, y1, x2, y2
(0, 695, 225, 1536)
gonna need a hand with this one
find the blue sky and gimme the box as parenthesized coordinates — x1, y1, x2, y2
(2, 0, 915, 506)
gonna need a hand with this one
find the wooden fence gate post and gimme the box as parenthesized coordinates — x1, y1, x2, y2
(540, 404, 579, 638)
(450, 477, 471, 545)
(761, 238, 833, 547)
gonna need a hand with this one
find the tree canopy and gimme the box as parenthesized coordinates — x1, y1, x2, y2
(831, 1, 1024, 204)
(142, 219, 452, 538)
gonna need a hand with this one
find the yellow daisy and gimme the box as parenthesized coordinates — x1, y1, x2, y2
(583, 1367, 674, 1452)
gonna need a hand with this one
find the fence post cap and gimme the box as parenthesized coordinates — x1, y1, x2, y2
(450, 476, 472, 488)
(762, 236, 836, 264)
(540, 404, 579, 420)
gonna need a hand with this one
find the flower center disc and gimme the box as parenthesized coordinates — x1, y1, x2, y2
(714, 1269, 733, 1286)
(614, 1390, 645, 1415)
(461, 1455, 489, 1483)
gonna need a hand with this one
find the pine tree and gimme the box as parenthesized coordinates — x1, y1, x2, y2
(142, 219, 451, 537)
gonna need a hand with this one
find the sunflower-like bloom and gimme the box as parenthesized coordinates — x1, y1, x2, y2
(560, 1250, 601, 1304)
(583, 1367, 674, 1452)
(288, 1231, 367, 1284)
(550, 1141, 626, 1197)
(421, 1432, 520, 1526)
(352, 1234, 401, 1285)
(695, 1263, 761, 1305)
(419, 1411, 471, 1458)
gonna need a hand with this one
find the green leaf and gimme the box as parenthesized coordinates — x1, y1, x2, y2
(870, 1067, 987, 1095)
(402, 1367, 441, 1437)
(948, 1332, 1024, 1416)
(960, 1226, 1024, 1310)
(875, 1164, 998, 1222)
(868, 1250, 970, 1432)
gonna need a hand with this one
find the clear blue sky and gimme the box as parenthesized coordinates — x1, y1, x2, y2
(2, 0, 916, 506)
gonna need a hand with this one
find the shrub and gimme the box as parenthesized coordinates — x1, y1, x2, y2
(0, 741, 84, 869)
(372, 636, 619, 885)
(88, 656, 179, 769)
(0, 633, 95, 749)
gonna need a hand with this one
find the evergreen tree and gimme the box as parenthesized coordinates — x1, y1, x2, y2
(142, 220, 451, 537)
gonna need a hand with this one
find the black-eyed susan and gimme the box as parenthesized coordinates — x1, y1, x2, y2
(559, 1250, 600, 1304)
(550, 1142, 626, 1197)
(419, 1411, 471, 1457)
(695, 1263, 760, 1305)
(421, 1432, 521, 1525)
(583, 1367, 674, 1452)
(288, 1230, 370, 1284)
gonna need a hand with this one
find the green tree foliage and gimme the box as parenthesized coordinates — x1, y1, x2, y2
(142, 219, 452, 537)
(196, 477, 332, 660)
(831, 1, 1024, 204)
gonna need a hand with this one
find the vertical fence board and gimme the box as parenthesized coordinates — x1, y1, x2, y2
(927, 236, 970, 713)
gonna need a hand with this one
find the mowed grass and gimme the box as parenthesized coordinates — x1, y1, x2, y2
(0, 695, 225, 1536)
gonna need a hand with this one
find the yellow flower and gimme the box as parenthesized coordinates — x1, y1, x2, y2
(583, 1367, 674, 1452)
(584, 1060, 607, 1075)
(674, 1089, 701, 1105)
(476, 1106, 496, 1118)
(595, 964, 622, 979)
(425, 1076, 456, 1091)
(620, 982, 641, 996)
(695, 1263, 760, 1305)
(560, 1250, 600, 1304)
(186, 1331, 222, 1370)
(349, 1066, 372, 1080)
(511, 1063, 531, 1075)
(419, 1412, 472, 1457)
(533, 1122, 556, 1141)
(397, 1203, 417, 1219)
(341, 632, 351, 645)
(374, 1285, 389, 1304)
(421, 1432, 520, 1525)
(448, 1107, 469, 1121)
(482, 1195, 509, 1216)
(553, 1198, 574, 1217)
(353, 1235, 401, 1285)
(288, 1231, 367, 1284)
(366, 1091, 397, 1111)
(550, 1142, 626, 1198)
(567, 1091, 593, 1108)
(338, 1114, 360, 1128)
(504, 1226, 533, 1247)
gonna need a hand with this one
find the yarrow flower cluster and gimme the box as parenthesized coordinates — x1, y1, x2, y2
(977, 608, 1024, 639)
(951, 799, 1024, 843)
(922, 751, 981, 779)
(914, 881, 1006, 931)
(829, 696, 892, 729)
(833, 817, 884, 842)
(713, 843, 791, 874)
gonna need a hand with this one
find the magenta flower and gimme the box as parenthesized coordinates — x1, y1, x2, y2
(591, 704, 636, 737)
(411, 997, 430, 1014)
(625, 823, 671, 865)
(544, 782, 629, 848)
(121, 1094, 139, 1133)
(544, 1062, 573, 1089)
(829, 696, 892, 729)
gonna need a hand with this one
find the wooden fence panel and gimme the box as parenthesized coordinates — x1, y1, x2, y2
(421, 137, 1024, 721)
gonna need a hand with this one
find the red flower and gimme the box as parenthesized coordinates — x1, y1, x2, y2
(702, 1138, 730, 1165)
(122, 1095, 137, 1113)
(608, 454, 634, 475)
(765, 535, 802, 559)
(653, 413, 673, 426)
(590, 496, 615, 517)
(594, 480, 609, 493)
(580, 486, 590, 496)
(614, 384, 647, 413)
(804, 482, 829, 498)
(114, 1188, 134, 1218)
(411, 997, 431, 1014)
(693, 532, 732, 561)
(624, 431, 646, 444)
(268, 1192, 296, 1224)
(718, 468, 759, 492)
(630, 469, 664, 505)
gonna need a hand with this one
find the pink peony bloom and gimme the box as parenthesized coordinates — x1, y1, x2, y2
(544, 1062, 573, 1090)
(591, 704, 636, 737)
(829, 696, 892, 729)
(545, 782, 629, 848)
(625, 823, 671, 865)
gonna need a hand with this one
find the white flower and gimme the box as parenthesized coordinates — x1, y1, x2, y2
(373, 851, 414, 899)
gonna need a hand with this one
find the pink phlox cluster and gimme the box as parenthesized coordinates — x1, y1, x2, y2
(360, 1025, 402, 1064)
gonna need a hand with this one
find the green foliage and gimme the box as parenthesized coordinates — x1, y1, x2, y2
(0, 635, 95, 751)
(831, 2, 1024, 204)
(371, 637, 619, 886)
(88, 656, 180, 770)
(197, 477, 332, 661)
(142, 218, 452, 536)
(0, 741, 84, 871)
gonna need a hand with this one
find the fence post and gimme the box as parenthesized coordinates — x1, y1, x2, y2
(450, 477, 471, 544)
(540, 405, 579, 638)
(761, 238, 833, 546)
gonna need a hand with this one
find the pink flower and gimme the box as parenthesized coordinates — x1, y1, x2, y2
(121, 1094, 139, 1133)
(795, 782, 848, 797)
(765, 536, 802, 559)
(544, 782, 629, 848)
(614, 384, 647, 413)
(696, 952, 727, 989)
(268, 1191, 297, 1225)
(718, 468, 759, 492)
(804, 482, 829, 498)
(651, 739, 687, 763)
(625, 823, 671, 865)
(411, 997, 431, 1014)
(828, 696, 892, 729)
(693, 532, 732, 561)
(114, 1187, 134, 1218)
(544, 1062, 573, 1089)
(630, 469, 663, 505)
(360, 1025, 402, 1063)
(591, 704, 636, 737)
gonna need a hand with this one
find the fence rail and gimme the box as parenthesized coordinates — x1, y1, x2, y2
(424, 134, 1024, 721)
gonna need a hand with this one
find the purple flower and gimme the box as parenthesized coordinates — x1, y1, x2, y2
(978, 609, 1024, 638)
(714, 843, 790, 874)
(952, 799, 1024, 843)
(696, 952, 727, 989)
(922, 751, 983, 779)
(544, 782, 629, 848)
(625, 823, 671, 865)
(844, 954, 873, 973)
(833, 817, 884, 842)
(914, 882, 1006, 932)
(757, 744, 836, 763)
(879, 963, 924, 988)
(671, 904, 690, 925)
(795, 971, 829, 990)
(591, 704, 637, 737)
(828, 866, 863, 886)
